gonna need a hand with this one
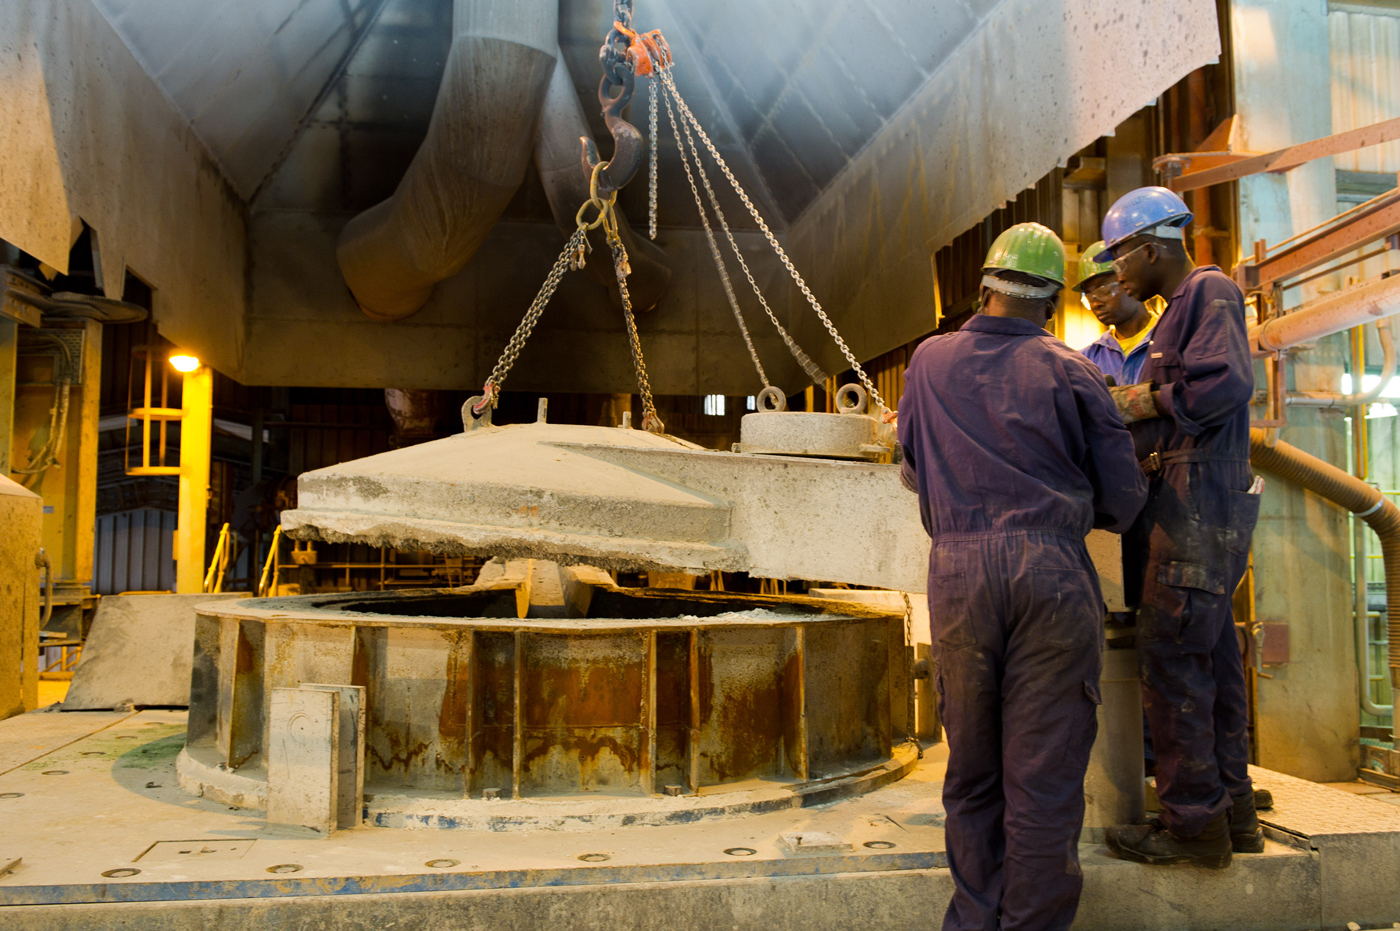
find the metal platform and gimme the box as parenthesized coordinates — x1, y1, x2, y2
(3, 709, 1400, 930)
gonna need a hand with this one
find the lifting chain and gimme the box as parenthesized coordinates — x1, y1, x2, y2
(660, 76, 827, 387)
(473, 163, 663, 432)
(647, 76, 659, 241)
(902, 592, 922, 758)
(611, 236, 663, 433)
(471, 227, 587, 417)
(658, 69, 888, 414)
(660, 79, 769, 389)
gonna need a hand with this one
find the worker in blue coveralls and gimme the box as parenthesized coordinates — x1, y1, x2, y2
(1076, 241, 1162, 386)
(898, 222, 1146, 931)
(1096, 187, 1264, 869)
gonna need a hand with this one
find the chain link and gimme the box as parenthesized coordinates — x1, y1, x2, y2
(648, 76, 659, 241)
(902, 592, 921, 757)
(660, 81, 768, 389)
(662, 77, 826, 386)
(610, 237, 663, 432)
(479, 227, 588, 405)
(659, 69, 887, 413)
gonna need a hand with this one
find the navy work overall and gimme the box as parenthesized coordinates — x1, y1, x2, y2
(1123, 266, 1260, 838)
(898, 315, 1146, 931)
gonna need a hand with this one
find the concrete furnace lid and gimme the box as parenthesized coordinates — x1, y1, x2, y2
(283, 422, 739, 573)
(280, 421, 931, 591)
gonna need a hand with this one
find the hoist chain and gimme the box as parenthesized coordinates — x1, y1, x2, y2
(476, 162, 663, 431)
(661, 76, 827, 387)
(610, 236, 663, 433)
(600, 0, 635, 87)
(647, 76, 659, 241)
(902, 592, 922, 758)
(473, 227, 589, 414)
(658, 69, 888, 414)
(660, 80, 769, 389)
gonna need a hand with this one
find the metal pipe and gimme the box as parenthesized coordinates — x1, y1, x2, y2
(1249, 430, 1400, 738)
(335, 0, 558, 321)
(1249, 274, 1400, 357)
(1355, 513, 1392, 716)
(1289, 319, 1396, 407)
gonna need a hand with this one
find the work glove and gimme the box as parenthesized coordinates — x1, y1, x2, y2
(1108, 382, 1161, 424)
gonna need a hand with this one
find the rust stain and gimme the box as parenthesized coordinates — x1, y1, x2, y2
(437, 630, 472, 779)
(521, 635, 644, 728)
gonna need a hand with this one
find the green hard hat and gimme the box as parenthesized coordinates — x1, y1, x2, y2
(983, 222, 1067, 286)
(1072, 241, 1116, 292)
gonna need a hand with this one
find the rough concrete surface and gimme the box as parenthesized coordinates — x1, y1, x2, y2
(64, 593, 250, 710)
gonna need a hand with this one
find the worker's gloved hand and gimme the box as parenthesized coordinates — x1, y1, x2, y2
(1108, 382, 1161, 424)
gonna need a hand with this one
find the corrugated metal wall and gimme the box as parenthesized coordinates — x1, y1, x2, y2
(93, 509, 176, 594)
(1330, 6, 1400, 172)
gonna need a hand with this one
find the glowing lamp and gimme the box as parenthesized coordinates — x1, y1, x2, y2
(169, 354, 200, 373)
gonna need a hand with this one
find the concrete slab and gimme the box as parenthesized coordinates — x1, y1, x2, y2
(1250, 765, 1400, 929)
(1, 709, 1396, 930)
(64, 593, 250, 710)
(265, 688, 339, 836)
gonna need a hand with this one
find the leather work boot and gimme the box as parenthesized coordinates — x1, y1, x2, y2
(1104, 813, 1232, 869)
(1230, 791, 1265, 853)
(1253, 787, 1274, 810)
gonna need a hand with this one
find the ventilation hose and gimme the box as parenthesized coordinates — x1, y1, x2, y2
(1249, 429, 1400, 740)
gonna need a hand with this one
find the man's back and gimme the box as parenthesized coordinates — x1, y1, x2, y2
(898, 314, 1143, 540)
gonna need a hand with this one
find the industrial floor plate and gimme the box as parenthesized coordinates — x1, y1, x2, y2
(1, 709, 1398, 931)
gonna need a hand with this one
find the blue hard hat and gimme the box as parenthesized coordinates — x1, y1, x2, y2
(1094, 186, 1193, 262)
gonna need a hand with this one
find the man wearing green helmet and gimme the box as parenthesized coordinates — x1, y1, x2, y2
(1076, 242, 1162, 386)
(899, 222, 1145, 931)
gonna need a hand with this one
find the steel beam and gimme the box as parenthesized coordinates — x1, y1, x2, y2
(175, 365, 212, 593)
(1235, 193, 1400, 292)
(1171, 116, 1400, 193)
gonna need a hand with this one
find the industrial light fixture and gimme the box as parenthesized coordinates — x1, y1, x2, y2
(169, 353, 200, 373)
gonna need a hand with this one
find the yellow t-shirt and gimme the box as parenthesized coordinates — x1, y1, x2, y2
(1111, 298, 1164, 356)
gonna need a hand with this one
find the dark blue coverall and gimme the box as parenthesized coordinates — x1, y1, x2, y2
(898, 315, 1146, 931)
(1122, 266, 1259, 838)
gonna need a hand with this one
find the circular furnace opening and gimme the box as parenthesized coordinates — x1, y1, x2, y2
(178, 568, 916, 828)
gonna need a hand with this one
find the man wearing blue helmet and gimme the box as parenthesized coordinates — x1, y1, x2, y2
(1093, 187, 1262, 869)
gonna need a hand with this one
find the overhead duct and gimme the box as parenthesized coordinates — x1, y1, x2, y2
(534, 56, 670, 311)
(336, 0, 558, 321)
(1248, 431, 1400, 739)
(1249, 274, 1400, 357)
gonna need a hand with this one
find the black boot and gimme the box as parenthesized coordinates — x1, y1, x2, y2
(1231, 791, 1265, 853)
(1105, 812, 1232, 869)
(1253, 787, 1274, 810)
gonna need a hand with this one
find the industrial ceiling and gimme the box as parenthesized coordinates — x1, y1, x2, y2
(22, 0, 1222, 393)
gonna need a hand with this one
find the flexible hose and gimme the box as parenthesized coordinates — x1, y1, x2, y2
(34, 549, 52, 627)
(1249, 429, 1400, 739)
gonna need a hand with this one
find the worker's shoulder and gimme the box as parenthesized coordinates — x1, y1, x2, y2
(907, 332, 958, 364)
(1034, 333, 1106, 376)
(1178, 266, 1244, 309)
